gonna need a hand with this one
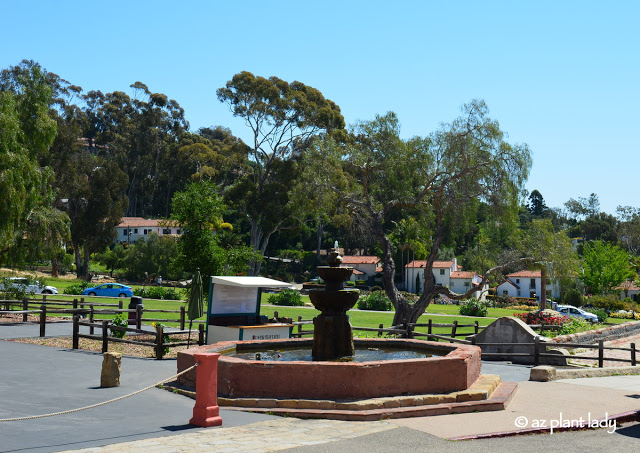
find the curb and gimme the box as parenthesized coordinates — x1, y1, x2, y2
(449, 410, 640, 440)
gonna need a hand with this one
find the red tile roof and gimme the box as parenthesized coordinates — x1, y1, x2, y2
(507, 270, 542, 278)
(450, 271, 477, 279)
(405, 260, 454, 269)
(117, 217, 178, 228)
(341, 256, 380, 265)
(616, 281, 640, 291)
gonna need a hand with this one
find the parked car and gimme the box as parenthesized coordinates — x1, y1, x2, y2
(0, 277, 58, 295)
(81, 283, 133, 298)
(556, 304, 598, 322)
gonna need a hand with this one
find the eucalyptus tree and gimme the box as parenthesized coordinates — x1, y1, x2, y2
(217, 71, 345, 275)
(305, 101, 532, 325)
(0, 61, 58, 257)
(84, 82, 189, 217)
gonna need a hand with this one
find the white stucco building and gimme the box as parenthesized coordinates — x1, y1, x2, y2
(495, 270, 560, 301)
(404, 258, 488, 300)
(116, 217, 181, 244)
(341, 256, 382, 283)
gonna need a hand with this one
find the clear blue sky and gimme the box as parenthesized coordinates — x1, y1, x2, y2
(2, 0, 638, 215)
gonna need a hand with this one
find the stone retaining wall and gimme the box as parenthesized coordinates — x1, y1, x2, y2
(551, 320, 640, 344)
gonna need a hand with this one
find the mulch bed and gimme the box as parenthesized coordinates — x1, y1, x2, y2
(2, 314, 200, 359)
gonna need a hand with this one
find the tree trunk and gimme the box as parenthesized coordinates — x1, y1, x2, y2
(51, 255, 59, 277)
(540, 266, 547, 310)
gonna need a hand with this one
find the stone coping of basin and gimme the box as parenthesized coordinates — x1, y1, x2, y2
(177, 338, 482, 400)
(162, 375, 517, 421)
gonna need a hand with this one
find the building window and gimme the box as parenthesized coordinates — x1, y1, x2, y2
(502, 290, 508, 296)
(464, 282, 470, 287)
(176, 229, 181, 234)
(440, 269, 445, 275)
(162, 228, 171, 234)
(516, 278, 520, 284)
(122, 229, 128, 236)
(134, 228, 138, 234)
(530, 279, 536, 289)
(517, 290, 521, 296)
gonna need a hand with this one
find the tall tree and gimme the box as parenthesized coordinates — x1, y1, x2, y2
(170, 180, 259, 281)
(217, 71, 345, 275)
(617, 206, 640, 255)
(305, 101, 532, 325)
(581, 240, 634, 295)
(0, 61, 58, 256)
(526, 189, 549, 218)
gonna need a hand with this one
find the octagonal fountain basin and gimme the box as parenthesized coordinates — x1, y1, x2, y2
(177, 338, 481, 400)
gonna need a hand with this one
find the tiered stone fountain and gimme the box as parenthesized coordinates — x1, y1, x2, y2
(309, 247, 358, 360)
(177, 244, 486, 405)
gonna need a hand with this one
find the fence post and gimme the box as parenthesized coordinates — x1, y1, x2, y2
(450, 320, 458, 343)
(378, 323, 384, 338)
(136, 304, 143, 330)
(73, 298, 78, 311)
(598, 340, 604, 368)
(474, 321, 479, 335)
(89, 305, 94, 335)
(118, 300, 123, 310)
(428, 319, 433, 341)
(156, 325, 164, 360)
(274, 310, 279, 321)
(198, 323, 205, 345)
(40, 305, 46, 337)
(72, 315, 79, 349)
(180, 306, 186, 330)
(631, 343, 636, 367)
(22, 297, 28, 322)
(102, 320, 109, 353)
(297, 315, 302, 337)
(42, 294, 47, 304)
(534, 336, 540, 366)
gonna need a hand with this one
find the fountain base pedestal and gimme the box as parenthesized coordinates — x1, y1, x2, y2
(312, 313, 354, 360)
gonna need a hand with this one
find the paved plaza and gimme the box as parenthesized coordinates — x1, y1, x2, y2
(1, 322, 639, 452)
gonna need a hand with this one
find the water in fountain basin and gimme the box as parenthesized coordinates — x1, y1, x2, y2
(232, 345, 443, 362)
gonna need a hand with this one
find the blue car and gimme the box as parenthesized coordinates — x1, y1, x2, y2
(82, 283, 133, 298)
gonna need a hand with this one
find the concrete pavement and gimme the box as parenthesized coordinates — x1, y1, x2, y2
(1, 322, 639, 452)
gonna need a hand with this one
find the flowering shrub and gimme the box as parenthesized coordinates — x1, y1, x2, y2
(609, 311, 640, 320)
(459, 299, 488, 317)
(505, 305, 537, 311)
(513, 311, 569, 326)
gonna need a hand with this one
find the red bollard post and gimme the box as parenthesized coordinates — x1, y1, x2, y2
(189, 353, 223, 427)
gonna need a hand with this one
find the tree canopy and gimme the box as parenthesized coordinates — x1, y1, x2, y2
(305, 100, 532, 324)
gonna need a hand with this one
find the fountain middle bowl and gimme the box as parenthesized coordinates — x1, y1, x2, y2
(308, 289, 359, 313)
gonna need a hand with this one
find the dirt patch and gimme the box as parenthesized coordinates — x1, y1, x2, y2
(6, 330, 201, 359)
(0, 267, 77, 280)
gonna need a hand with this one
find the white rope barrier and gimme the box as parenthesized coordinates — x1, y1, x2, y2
(0, 363, 198, 422)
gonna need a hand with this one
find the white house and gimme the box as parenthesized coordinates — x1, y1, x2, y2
(117, 217, 181, 244)
(341, 256, 381, 283)
(405, 259, 457, 293)
(449, 271, 489, 301)
(495, 270, 560, 301)
(616, 281, 640, 301)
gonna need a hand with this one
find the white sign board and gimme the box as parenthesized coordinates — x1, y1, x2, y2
(210, 285, 259, 315)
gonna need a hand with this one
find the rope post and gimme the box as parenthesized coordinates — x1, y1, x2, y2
(102, 320, 109, 353)
(378, 323, 383, 338)
(189, 353, 223, 427)
(631, 343, 636, 367)
(534, 336, 540, 366)
(180, 306, 186, 330)
(156, 325, 164, 360)
(198, 323, 205, 345)
(22, 297, 28, 322)
(474, 320, 479, 335)
(598, 340, 604, 368)
(136, 304, 143, 330)
(40, 305, 46, 337)
(72, 315, 79, 349)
